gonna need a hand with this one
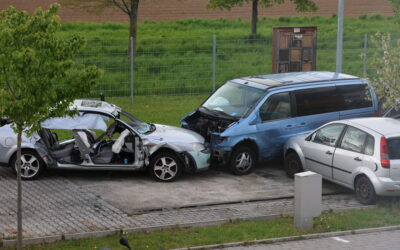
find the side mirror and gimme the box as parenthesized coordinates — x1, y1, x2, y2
(120, 237, 132, 250)
(248, 113, 259, 125)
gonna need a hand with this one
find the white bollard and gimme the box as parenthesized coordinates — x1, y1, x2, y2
(294, 171, 322, 230)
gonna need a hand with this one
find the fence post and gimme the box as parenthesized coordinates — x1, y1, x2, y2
(212, 34, 217, 92)
(130, 36, 135, 104)
(363, 34, 368, 78)
(336, 0, 344, 73)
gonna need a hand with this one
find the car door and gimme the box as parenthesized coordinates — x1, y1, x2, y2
(333, 126, 370, 185)
(255, 91, 297, 158)
(302, 123, 346, 179)
(293, 86, 340, 136)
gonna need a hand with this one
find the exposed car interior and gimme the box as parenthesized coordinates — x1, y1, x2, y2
(39, 114, 137, 165)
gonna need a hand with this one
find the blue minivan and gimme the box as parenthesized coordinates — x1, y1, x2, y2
(181, 71, 378, 175)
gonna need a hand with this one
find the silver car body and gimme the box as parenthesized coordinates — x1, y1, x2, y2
(284, 117, 400, 196)
(0, 100, 210, 174)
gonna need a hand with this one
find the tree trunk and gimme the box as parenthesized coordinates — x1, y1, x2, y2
(16, 128, 23, 250)
(129, 0, 139, 51)
(251, 0, 259, 36)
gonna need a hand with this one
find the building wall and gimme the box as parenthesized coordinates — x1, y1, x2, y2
(0, 0, 394, 22)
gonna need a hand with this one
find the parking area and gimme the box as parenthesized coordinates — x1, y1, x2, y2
(50, 161, 348, 213)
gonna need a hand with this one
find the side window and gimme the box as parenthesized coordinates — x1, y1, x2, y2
(312, 124, 345, 147)
(295, 87, 338, 116)
(339, 126, 368, 153)
(337, 84, 372, 110)
(364, 136, 375, 156)
(259, 92, 291, 122)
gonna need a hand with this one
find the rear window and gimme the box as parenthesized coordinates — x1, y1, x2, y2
(388, 138, 400, 159)
(337, 84, 372, 110)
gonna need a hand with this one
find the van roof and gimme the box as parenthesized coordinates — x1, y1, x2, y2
(238, 71, 360, 88)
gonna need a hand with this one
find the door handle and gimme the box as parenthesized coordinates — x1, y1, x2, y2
(354, 157, 362, 162)
(325, 151, 333, 155)
(285, 124, 293, 128)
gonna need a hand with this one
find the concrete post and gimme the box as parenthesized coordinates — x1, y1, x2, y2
(294, 171, 322, 230)
(130, 37, 135, 104)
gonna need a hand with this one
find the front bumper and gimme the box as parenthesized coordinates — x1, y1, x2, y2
(374, 177, 400, 196)
(211, 148, 232, 165)
(184, 150, 211, 173)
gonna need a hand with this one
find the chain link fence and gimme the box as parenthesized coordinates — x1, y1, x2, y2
(77, 33, 388, 99)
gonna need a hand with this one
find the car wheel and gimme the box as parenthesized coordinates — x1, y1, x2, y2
(229, 146, 255, 175)
(11, 150, 45, 180)
(284, 152, 304, 178)
(149, 152, 182, 182)
(355, 176, 377, 205)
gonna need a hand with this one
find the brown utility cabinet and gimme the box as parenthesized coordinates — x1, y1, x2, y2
(272, 26, 317, 73)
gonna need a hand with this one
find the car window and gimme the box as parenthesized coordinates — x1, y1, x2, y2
(337, 84, 372, 110)
(388, 137, 400, 159)
(259, 92, 291, 122)
(312, 123, 345, 147)
(339, 126, 368, 153)
(364, 136, 375, 156)
(295, 86, 338, 116)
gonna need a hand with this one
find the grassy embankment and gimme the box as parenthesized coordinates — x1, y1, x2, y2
(3, 200, 400, 249)
(59, 14, 400, 96)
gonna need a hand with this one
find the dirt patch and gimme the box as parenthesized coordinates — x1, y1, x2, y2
(0, 0, 394, 23)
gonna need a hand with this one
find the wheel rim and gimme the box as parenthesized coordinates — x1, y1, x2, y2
(15, 154, 40, 179)
(234, 152, 252, 173)
(153, 156, 178, 181)
(357, 179, 371, 200)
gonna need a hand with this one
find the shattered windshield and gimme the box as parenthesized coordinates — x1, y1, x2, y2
(120, 110, 156, 134)
(202, 81, 265, 118)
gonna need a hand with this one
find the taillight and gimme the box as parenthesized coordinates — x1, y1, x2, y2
(380, 136, 390, 169)
(374, 110, 379, 117)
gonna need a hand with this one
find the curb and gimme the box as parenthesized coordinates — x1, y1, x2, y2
(173, 225, 400, 250)
(0, 204, 373, 248)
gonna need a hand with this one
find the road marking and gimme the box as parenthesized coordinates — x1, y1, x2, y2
(332, 237, 350, 243)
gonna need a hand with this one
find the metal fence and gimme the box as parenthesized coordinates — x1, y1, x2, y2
(76, 33, 388, 100)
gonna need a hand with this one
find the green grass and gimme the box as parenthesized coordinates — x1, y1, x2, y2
(5, 200, 400, 250)
(58, 15, 400, 97)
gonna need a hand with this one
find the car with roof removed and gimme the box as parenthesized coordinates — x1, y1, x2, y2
(0, 100, 210, 182)
(181, 71, 378, 175)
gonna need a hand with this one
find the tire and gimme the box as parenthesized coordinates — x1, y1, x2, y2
(149, 152, 182, 182)
(229, 146, 255, 175)
(354, 176, 377, 205)
(11, 150, 45, 180)
(284, 152, 304, 178)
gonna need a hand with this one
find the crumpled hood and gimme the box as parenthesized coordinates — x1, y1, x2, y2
(146, 124, 205, 144)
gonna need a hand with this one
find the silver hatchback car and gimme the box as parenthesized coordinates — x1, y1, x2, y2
(284, 117, 400, 204)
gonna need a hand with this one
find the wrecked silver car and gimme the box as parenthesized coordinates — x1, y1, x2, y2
(0, 100, 210, 182)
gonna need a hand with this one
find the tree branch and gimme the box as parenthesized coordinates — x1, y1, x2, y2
(121, 0, 132, 15)
(6, 81, 21, 100)
(112, 0, 130, 15)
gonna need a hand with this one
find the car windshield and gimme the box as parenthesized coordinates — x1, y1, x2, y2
(119, 110, 156, 134)
(202, 81, 265, 118)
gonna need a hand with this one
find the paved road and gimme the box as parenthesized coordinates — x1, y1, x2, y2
(59, 163, 347, 213)
(0, 165, 365, 240)
(227, 229, 400, 250)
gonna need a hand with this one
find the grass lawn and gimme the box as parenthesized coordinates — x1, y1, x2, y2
(57, 15, 400, 97)
(4, 200, 400, 250)
(108, 94, 208, 127)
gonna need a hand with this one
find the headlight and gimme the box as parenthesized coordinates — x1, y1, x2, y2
(191, 143, 205, 151)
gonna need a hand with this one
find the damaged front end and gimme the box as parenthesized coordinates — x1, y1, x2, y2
(181, 108, 236, 142)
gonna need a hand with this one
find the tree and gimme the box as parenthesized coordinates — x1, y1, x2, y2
(369, 34, 400, 110)
(389, 0, 400, 22)
(62, 0, 140, 41)
(207, 0, 318, 36)
(0, 4, 101, 249)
